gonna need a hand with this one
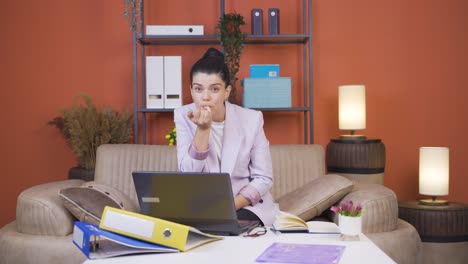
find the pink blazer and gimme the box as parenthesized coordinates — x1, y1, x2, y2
(174, 101, 279, 225)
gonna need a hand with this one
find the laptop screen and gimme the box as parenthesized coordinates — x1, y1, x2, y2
(132, 171, 238, 223)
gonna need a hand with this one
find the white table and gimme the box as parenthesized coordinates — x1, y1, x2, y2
(83, 231, 395, 264)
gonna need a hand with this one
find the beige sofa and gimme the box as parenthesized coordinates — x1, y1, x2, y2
(0, 144, 421, 264)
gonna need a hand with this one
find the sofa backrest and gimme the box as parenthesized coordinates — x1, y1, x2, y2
(95, 144, 325, 203)
(95, 144, 178, 203)
(269, 144, 325, 199)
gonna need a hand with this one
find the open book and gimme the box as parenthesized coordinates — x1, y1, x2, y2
(271, 211, 340, 234)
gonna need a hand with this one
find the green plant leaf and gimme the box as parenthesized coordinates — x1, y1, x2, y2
(216, 12, 246, 104)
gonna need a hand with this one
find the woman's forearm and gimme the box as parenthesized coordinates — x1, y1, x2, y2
(193, 127, 210, 151)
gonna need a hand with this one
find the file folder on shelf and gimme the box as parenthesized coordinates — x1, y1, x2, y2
(146, 56, 164, 109)
(251, 9, 263, 35)
(99, 206, 222, 252)
(72, 221, 177, 259)
(146, 56, 182, 109)
(163, 56, 182, 109)
(268, 8, 280, 34)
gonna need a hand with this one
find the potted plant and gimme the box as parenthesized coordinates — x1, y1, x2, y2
(216, 12, 247, 104)
(48, 95, 133, 181)
(331, 200, 364, 239)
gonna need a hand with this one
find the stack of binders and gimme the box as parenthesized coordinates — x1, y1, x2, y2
(242, 64, 292, 108)
(146, 56, 182, 109)
(73, 206, 222, 259)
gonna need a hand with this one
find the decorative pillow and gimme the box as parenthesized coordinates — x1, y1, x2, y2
(276, 174, 353, 221)
(59, 181, 139, 225)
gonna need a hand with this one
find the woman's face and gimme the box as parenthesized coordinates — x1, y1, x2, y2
(191, 72, 231, 122)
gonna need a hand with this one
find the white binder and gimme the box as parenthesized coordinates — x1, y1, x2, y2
(163, 56, 182, 109)
(146, 56, 164, 109)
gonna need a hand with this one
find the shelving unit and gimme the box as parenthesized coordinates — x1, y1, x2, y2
(132, 0, 313, 144)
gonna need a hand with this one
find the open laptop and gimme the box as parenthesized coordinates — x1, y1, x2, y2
(132, 171, 260, 236)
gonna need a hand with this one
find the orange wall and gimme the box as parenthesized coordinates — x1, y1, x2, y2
(312, 0, 468, 205)
(1, 0, 467, 228)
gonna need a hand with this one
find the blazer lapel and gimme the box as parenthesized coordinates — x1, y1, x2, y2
(221, 102, 242, 175)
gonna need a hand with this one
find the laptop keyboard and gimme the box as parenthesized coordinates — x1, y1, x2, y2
(194, 220, 260, 236)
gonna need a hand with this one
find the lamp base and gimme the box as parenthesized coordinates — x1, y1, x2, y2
(339, 134, 367, 140)
(419, 198, 449, 206)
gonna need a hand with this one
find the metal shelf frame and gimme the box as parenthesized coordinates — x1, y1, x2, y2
(132, 0, 313, 144)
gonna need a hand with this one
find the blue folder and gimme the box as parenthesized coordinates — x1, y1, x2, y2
(72, 221, 178, 259)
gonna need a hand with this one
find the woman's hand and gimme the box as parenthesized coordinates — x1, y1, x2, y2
(187, 105, 212, 130)
(188, 105, 212, 151)
(234, 195, 251, 210)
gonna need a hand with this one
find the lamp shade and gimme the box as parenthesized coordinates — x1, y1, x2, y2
(339, 85, 366, 130)
(419, 147, 449, 196)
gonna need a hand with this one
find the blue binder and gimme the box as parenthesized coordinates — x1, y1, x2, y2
(72, 221, 177, 259)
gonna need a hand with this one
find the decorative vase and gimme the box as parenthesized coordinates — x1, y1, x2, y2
(68, 166, 95, 181)
(339, 214, 362, 238)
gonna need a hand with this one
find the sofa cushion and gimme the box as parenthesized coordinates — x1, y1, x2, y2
(59, 181, 139, 225)
(16, 179, 84, 236)
(277, 174, 353, 221)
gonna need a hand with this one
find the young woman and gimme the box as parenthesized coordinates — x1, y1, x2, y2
(174, 48, 279, 226)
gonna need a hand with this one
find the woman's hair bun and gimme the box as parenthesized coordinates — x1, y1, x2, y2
(190, 47, 230, 86)
(203, 47, 224, 60)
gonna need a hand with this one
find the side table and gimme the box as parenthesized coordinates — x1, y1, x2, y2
(398, 200, 468, 264)
(326, 139, 386, 184)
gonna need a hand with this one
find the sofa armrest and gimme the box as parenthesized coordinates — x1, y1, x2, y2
(329, 183, 398, 233)
(16, 179, 84, 236)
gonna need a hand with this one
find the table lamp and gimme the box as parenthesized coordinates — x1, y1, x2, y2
(327, 84, 385, 184)
(419, 147, 449, 206)
(339, 85, 366, 140)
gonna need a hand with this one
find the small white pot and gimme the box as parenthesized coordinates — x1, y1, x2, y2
(339, 215, 362, 236)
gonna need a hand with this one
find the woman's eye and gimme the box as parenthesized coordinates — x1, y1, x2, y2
(212, 87, 220, 93)
(194, 87, 203, 92)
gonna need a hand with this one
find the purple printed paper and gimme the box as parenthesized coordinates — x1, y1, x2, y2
(256, 243, 345, 264)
